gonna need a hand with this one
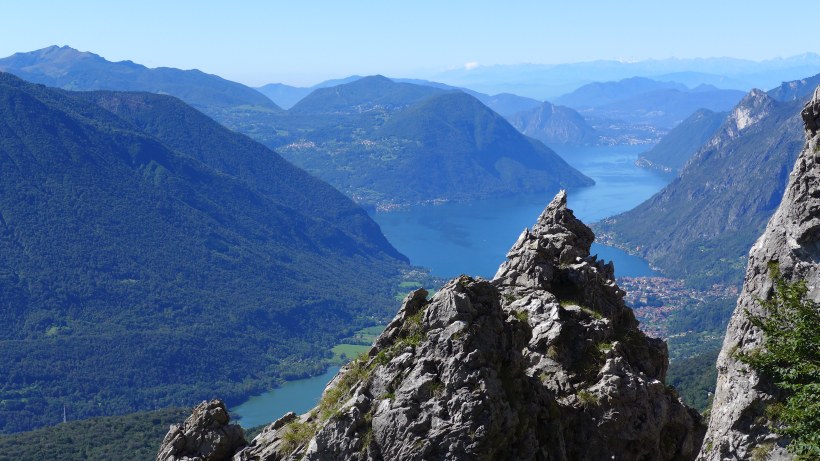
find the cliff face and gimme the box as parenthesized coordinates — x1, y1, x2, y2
(596, 88, 804, 288)
(697, 88, 820, 460)
(160, 192, 703, 461)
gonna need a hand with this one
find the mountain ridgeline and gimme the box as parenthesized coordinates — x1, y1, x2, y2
(555, 76, 745, 129)
(0, 72, 408, 433)
(264, 75, 593, 208)
(0, 45, 281, 113)
(0, 48, 593, 209)
(597, 76, 817, 288)
(258, 76, 544, 117)
(636, 108, 727, 173)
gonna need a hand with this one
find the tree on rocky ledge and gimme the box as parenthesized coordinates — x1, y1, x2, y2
(739, 264, 820, 460)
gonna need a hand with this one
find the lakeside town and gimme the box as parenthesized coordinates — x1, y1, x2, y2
(619, 276, 740, 338)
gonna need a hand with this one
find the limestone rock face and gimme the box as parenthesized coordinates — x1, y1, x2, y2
(223, 191, 703, 461)
(157, 399, 246, 461)
(697, 87, 820, 460)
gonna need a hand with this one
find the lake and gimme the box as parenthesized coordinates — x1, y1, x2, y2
(371, 144, 672, 278)
(233, 366, 340, 428)
(232, 144, 672, 427)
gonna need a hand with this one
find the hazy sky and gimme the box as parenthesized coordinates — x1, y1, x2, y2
(2, 0, 814, 86)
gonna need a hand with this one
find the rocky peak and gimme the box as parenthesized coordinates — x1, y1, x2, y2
(160, 191, 704, 461)
(157, 400, 246, 461)
(727, 88, 774, 133)
(697, 87, 820, 460)
(801, 86, 820, 136)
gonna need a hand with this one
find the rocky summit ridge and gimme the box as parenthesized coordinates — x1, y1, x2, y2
(696, 87, 820, 460)
(159, 191, 704, 461)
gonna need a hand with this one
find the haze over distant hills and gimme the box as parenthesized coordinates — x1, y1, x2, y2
(432, 54, 820, 99)
(554, 77, 745, 128)
(256, 76, 363, 109)
(0, 72, 408, 433)
(258, 75, 543, 116)
(0, 47, 592, 208)
(507, 101, 598, 146)
(636, 108, 727, 173)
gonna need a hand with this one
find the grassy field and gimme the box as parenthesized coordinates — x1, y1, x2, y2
(330, 344, 372, 364)
(329, 324, 387, 364)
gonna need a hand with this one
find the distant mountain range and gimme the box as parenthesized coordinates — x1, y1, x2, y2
(258, 75, 543, 116)
(272, 76, 593, 207)
(0, 45, 281, 113)
(432, 54, 820, 99)
(0, 72, 408, 433)
(256, 76, 363, 109)
(0, 47, 591, 209)
(554, 77, 746, 128)
(635, 109, 727, 173)
(596, 74, 817, 287)
(257, 74, 605, 148)
(554, 77, 688, 108)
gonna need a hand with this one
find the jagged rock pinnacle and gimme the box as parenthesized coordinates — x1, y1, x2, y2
(157, 400, 246, 461)
(531, 190, 594, 252)
(160, 191, 704, 461)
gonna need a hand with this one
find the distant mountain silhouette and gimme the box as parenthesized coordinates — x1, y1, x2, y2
(636, 108, 727, 172)
(0, 45, 282, 113)
(555, 77, 745, 128)
(507, 101, 598, 146)
(271, 76, 593, 207)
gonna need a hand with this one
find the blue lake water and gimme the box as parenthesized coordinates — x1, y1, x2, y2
(371, 144, 672, 279)
(233, 367, 340, 428)
(233, 144, 672, 427)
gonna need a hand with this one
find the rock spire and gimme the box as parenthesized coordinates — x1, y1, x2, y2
(160, 192, 704, 461)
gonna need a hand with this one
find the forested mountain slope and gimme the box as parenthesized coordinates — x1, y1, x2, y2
(0, 73, 407, 433)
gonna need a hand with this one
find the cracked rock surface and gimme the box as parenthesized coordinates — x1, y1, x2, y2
(161, 192, 704, 461)
(157, 399, 246, 461)
(697, 87, 820, 461)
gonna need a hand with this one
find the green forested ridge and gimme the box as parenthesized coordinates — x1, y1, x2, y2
(667, 348, 719, 413)
(0, 47, 594, 208)
(265, 79, 593, 207)
(289, 75, 441, 115)
(637, 108, 726, 172)
(661, 295, 736, 412)
(0, 72, 408, 433)
(0, 45, 281, 112)
(78, 90, 404, 260)
(597, 89, 806, 288)
(0, 407, 188, 461)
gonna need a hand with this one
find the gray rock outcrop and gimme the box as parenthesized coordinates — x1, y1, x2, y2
(157, 399, 246, 461)
(216, 191, 703, 461)
(697, 87, 820, 460)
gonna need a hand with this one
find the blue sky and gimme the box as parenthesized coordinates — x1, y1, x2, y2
(2, 0, 814, 86)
